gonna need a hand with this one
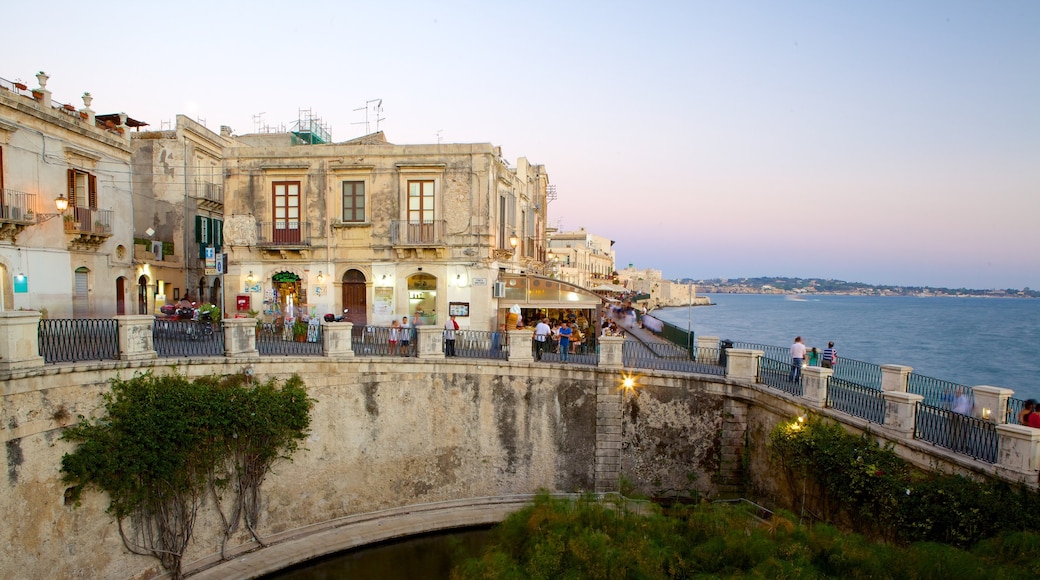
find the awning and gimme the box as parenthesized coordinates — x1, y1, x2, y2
(590, 283, 628, 293)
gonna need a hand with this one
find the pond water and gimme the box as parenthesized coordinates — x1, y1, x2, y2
(260, 527, 493, 580)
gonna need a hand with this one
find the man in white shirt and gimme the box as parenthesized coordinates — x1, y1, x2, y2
(533, 317, 551, 361)
(789, 336, 807, 382)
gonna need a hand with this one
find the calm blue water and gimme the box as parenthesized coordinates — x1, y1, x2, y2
(653, 294, 1040, 401)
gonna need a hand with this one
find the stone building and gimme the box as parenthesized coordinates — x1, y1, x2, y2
(221, 129, 550, 330)
(546, 227, 615, 288)
(617, 265, 708, 308)
(130, 116, 230, 314)
(0, 71, 135, 316)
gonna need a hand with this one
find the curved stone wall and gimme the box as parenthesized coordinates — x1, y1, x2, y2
(1, 356, 1019, 579)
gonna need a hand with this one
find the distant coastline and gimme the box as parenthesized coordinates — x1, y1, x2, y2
(687, 277, 1037, 299)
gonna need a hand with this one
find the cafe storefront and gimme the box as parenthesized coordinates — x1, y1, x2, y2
(495, 274, 606, 342)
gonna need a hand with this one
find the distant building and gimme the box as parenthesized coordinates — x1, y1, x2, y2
(546, 227, 615, 289)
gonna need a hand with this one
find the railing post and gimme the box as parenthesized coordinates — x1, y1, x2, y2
(725, 348, 762, 381)
(322, 321, 355, 359)
(223, 317, 259, 359)
(801, 366, 833, 409)
(881, 364, 912, 392)
(882, 391, 923, 437)
(506, 330, 534, 362)
(995, 424, 1040, 486)
(695, 335, 719, 363)
(0, 311, 45, 373)
(416, 326, 446, 359)
(972, 385, 1012, 424)
(597, 336, 624, 369)
(115, 315, 157, 361)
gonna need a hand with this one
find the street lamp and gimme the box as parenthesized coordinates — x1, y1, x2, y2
(509, 232, 519, 250)
(35, 194, 71, 223)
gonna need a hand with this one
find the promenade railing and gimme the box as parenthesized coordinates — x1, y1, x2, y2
(256, 322, 323, 356)
(758, 357, 803, 396)
(623, 340, 724, 376)
(153, 318, 224, 358)
(914, 402, 999, 463)
(826, 377, 886, 424)
(907, 372, 973, 409)
(453, 330, 509, 360)
(38, 319, 119, 363)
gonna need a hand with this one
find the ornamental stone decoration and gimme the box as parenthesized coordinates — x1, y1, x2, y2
(223, 214, 258, 246)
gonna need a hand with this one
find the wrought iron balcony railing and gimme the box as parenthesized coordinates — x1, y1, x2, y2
(0, 189, 37, 223)
(194, 179, 224, 203)
(256, 221, 312, 247)
(390, 219, 445, 245)
(64, 207, 113, 235)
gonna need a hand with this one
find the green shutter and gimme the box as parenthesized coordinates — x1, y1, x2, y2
(195, 215, 204, 243)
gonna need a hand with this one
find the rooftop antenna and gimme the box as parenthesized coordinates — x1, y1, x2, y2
(253, 112, 266, 133)
(351, 99, 384, 135)
(436, 129, 443, 144)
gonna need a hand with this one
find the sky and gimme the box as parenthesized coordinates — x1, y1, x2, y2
(5, 1, 1038, 289)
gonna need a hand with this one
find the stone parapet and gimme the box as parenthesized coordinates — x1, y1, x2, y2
(882, 391, 924, 436)
(972, 385, 1013, 424)
(416, 326, 446, 359)
(507, 330, 534, 362)
(0, 311, 45, 373)
(881, 364, 913, 392)
(322, 321, 355, 359)
(223, 317, 259, 359)
(800, 366, 833, 409)
(116, 315, 157, 361)
(696, 335, 719, 363)
(725, 348, 762, 381)
(597, 336, 624, 369)
(995, 424, 1040, 482)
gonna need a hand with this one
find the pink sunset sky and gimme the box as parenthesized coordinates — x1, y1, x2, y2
(6, 0, 1037, 289)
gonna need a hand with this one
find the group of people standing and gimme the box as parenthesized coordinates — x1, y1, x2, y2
(788, 337, 838, 382)
(532, 317, 579, 362)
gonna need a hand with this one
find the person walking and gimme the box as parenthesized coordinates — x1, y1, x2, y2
(558, 321, 573, 363)
(533, 317, 551, 361)
(788, 336, 807, 382)
(443, 315, 458, 356)
(822, 341, 837, 369)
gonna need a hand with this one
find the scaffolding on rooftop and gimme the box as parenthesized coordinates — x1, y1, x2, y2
(291, 109, 331, 145)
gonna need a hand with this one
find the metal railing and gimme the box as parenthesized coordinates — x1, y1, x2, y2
(623, 340, 725, 376)
(452, 330, 509, 360)
(914, 402, 998, 463)
(1007, 397, 1026, 425)
(38, 319, 119, 363)
(758, 356, 803, 396)
(194, 179, 223, 203)
(351, 325, 406, 356)
(64, 207, 113, 235)
(1, 190, 37, 223)
(908, 372, 972, 409)
(830, 357, 882, 390)
(255, 221, 312, 247)
(153, 319, 224, 358)
(390, 219, 445, 245)
(532, 338, 599, 366)
(256, 321, 323, 356)
(826, 377, 886, 424)
(733, 341, 788, 363)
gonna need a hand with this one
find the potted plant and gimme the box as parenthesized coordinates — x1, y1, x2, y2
(13, 82, 27, 91)
(292, 320, 308, 342)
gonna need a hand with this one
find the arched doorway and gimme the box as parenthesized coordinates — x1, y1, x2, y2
(209, 278, 221, 307)
(116, 277, 126, 315)
(138, 275, 149, 315)
(407, 273, 438, 326)
(197, 277, 207, 305)
(73, 267, 89, 317)
(341, 269, 367, 325)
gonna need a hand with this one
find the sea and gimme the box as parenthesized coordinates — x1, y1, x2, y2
(652, 294, 1040, 401)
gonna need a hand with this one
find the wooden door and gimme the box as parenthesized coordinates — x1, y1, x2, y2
(273, 182, 301, 244)
(341, 269, 367, 325)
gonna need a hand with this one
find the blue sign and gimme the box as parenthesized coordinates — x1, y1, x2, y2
(205, 246, 215, 260)
(13, 274, 28, 293)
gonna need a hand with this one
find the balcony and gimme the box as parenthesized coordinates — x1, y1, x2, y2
(0, 189, 37, 240)
(64, 207, 113, 250)
(195, 179, 224, 211)
(390, 220, 447, 259)
(256, 221, 312, 247)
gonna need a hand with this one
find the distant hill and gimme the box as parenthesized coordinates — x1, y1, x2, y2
(685, 277, 1038, 298)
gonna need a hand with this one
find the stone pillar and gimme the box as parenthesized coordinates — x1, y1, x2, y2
(115, 315, 156, 361)
(0, 311, 45, 373)
(594, 379, 623, 493)
(881, 364, 912, 392)
(322, 321, 354, 359)
(717, 398, 749, 496)
(507, 330, 534, 362)
(416, 326, 445, 359)
(882, 391, 923, 437)
(725, 348, 762, 381)
(597, 335, 624, 369)
(223, 317, 259, 359)
(801, 366, 833, 409)
(34, 71, 51, 108)
(696, 335, 719, 364)
(995, 424, 1040, 485)
(972, 385, 1013, 424)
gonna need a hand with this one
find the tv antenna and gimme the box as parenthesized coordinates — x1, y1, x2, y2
(436, 129, 443, 144)
(253, 112, 266, 133)
(351, 99, 385, 135)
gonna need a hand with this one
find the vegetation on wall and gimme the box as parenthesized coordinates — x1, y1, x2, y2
(60, 372, 313, 579)
(452, 492, 1040, 578)
(769, 414, 1040, 548)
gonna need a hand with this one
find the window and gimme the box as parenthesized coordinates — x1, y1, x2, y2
(407, 180, 435, 242)
(67, 169, 97, 209)
(272, 181, 301, 244)
(341, 181, 365, 222)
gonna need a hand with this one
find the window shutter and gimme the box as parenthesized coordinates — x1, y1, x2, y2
(213, 219, 223, 248)
(88, 174, 97, 208)
(195, 215, 206, 244)
(67, 169, 76, 206)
